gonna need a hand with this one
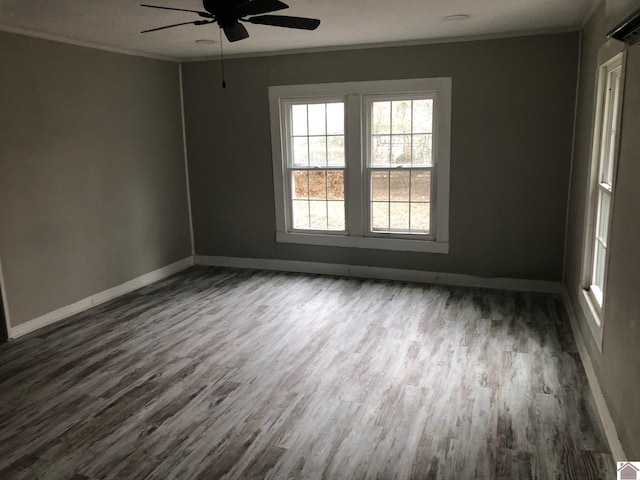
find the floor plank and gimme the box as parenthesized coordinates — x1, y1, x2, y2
(0, 267, 615, 479)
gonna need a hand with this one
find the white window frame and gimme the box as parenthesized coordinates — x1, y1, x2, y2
(269, 78, 451, 254)
(579, 49, 626, 350)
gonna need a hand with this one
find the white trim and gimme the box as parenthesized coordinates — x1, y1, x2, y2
(561, 288, 627, 462)
(195, 255, 562, 294)
(275, 231, 449, 253)
(269, 78, 450, 98)
(578, 287, 604, 350)
(179, 64, 196, 256)
(9, 257, 194, 339)
(579, 48, 626, 349)
(0, 257, 12, 340)
(346, 94, 364, 237)
(0, 22, 579, 64)
(182, 26, 579, 62)
(0, 24, 178, 62)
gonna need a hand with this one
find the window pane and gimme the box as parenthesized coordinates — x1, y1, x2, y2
(372, 171, 389, 201)
(390, 171, 410, 201)
(309, 136, 327, 166)
(411, 171, 431, 202)
(292, 137, 308, 166)
(308, 104, 326, 136)
(371, 135, 391, 166)
(392, 100, 412, 134)
(292, 171, 309, 199)
(309, 170, 327, 200)
(372, 101, 391, 134)
(309, 200, 327, 229)
(291, 104, 307, 136)
(602, 71, 622, 185)
(607, 74, 622, 184)
(327, 136, 345, 166)
(412, 134, 432, 166)
(292, 200, 309, 229)
(291, 170, 342, 232)
(410, 203, 430, 232)
(372, 202, 389, 230)
(596, 191, 611, 246)
(370, 168, 430, 235)
(390, 202, 409, 230)
(412, 99, 433, 133)
(327, 170, 344, 200)
(328, 201, 345, 230)
(326, 103, 344, 135)
(391, 135, 412, 165)
(593, 240, 606, 292)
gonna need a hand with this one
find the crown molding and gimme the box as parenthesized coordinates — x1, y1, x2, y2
(0, 24, 179, 62)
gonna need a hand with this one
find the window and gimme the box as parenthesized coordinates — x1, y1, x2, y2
(580, 52, 625, 347)
(269, 79, 451, 253)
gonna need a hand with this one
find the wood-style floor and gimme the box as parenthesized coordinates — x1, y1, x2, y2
(0, 267, 614, 479)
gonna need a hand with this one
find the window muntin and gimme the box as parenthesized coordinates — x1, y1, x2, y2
(366, 96, 435, 236)
(285, 100, 346, 232)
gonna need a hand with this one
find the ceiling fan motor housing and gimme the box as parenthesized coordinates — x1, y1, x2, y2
(203, 0, 238, 27)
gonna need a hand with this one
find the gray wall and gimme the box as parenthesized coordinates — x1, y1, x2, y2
(182, 33, 579, 281)
(564, 2, 640, 458)
(0, 32, 192, 328)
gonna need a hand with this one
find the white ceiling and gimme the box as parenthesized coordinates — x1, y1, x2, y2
(0, 0, 596, 60)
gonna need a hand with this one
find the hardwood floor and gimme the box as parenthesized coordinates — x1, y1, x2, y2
(0, 267, 614, 479)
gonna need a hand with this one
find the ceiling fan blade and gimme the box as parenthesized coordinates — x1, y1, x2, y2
(246, 15, 320, 30)
(236, 0, 289, 17)
(141, 4, 214, 19)
(141, 20, 213, 33)
(224, 23, 250, 42)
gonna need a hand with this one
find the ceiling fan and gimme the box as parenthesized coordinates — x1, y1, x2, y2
(141, 0, 321, 42)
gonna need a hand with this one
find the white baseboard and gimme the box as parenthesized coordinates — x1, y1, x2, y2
(0, 256, 12, 340)
(9, 257, 194, 339)
(561, 288, 627, 461)
(195, 255, 564, 294)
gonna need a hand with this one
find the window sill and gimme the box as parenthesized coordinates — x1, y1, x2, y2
(276, 231, 449, 254)
(577, 287, 604, 352)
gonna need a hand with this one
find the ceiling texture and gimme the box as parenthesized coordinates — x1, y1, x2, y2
(0, 0, 596, 60)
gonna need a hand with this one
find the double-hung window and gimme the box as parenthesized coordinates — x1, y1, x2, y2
(580, 51, 626, 348)
(366, 95, 434, 235)
(269, 78, 451, 253)
(287, 100, 346, 231)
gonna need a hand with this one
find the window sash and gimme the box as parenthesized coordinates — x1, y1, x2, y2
(597, 68, 622, 186)
(590, 188, 611, 306)
(286, 166, 347, 234)
(366, 166, 433, 236)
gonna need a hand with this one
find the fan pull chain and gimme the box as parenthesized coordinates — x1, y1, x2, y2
(219, 28, 226, 89)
